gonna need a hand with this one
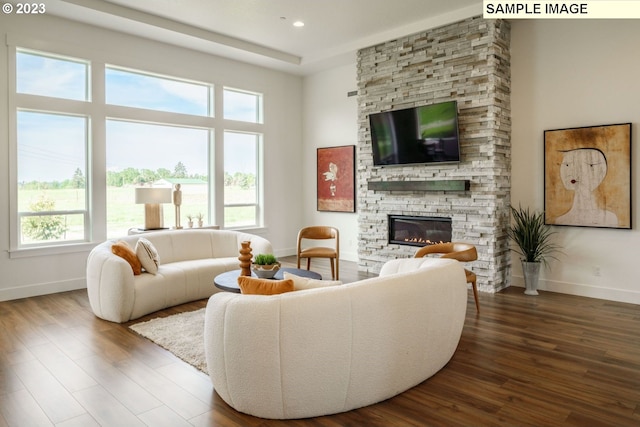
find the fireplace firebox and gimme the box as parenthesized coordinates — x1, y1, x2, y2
(388, 215, 452, 247)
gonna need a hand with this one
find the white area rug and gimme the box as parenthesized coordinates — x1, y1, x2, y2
(129, 308, 207, 373)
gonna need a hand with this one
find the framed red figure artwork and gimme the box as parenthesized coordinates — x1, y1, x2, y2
(317, 145, 356, 213)
(544, 123, 631, 229)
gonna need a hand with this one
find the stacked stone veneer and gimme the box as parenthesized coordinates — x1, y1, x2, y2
(356, 17, 511, 292)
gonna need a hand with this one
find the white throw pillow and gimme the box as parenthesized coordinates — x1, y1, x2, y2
(135, 237, 160, 274)
(283, 272, 342, 291)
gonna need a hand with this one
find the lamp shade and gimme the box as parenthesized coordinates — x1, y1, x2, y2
(135, 187, 172, 204)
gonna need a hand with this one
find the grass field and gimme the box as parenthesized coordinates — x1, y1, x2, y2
(18, 186, 255, 243)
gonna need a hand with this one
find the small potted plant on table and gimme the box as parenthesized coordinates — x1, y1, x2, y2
(252, 254, 281, 279)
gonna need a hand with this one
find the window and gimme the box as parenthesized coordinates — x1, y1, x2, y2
(106, 66, 210, 116)
(14, 49, 90, 247)
(17, 111, 88, 245)
(224, 131, 259, 228)
(106, 121, 209, 238)
(17, 49, 88, 101)
(223, 88, 262, 123)
(11, 45, 266, 251)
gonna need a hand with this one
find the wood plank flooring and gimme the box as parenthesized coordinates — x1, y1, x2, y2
(1, 255, 639, 426)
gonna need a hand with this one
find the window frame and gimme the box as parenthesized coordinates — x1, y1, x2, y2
(222, 130, 262, 229)
(223, 87, 264, 124)
(104, 118, 213, 239)
(16, 48, 91, 102)
(8, 39, 267, 256)
(16, 109, 91, 247)
(10, 47, 93, 252)
(105, 65, 213, 117)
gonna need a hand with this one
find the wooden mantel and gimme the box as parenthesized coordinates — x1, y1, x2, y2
(367, 180, 470, 192)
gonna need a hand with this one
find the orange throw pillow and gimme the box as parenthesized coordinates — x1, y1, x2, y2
(237, 276, 294, 295)
(112, 241, 142, 275)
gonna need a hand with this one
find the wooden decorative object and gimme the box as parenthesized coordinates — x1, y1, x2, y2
(173, 184, 183, 229)
(238, 241, 253, 276)
(143, 203, 164, 230)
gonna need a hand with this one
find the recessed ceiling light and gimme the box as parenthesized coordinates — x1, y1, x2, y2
(293, 21, 305, 27)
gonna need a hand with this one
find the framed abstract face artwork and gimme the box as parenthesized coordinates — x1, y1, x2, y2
(544, 123, 631, 229)
(317, 145, 356, 213)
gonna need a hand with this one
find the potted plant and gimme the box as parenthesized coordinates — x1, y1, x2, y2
(186, 214, 194, 228)
(196, 212, 204, 227)
(252, 253, 281, 279)
(506, 205, 561, 295)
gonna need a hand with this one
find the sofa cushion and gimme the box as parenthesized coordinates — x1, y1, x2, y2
(237, 276, 294, 295)
(136, 237, 160, 274)
(283, 272, 342, 291)
(112, 241, 142, 275)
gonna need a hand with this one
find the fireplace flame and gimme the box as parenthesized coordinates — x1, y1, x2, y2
(403, 238, 447, 245)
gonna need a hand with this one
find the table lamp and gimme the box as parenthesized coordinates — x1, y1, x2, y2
(135, 187, 172, 230)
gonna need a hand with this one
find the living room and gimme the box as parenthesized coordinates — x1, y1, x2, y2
(0, 3, 638, 305)
(0, 0, 639, 425)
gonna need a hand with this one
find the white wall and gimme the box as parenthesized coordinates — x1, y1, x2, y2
(301, 64, 359, 261)
(0, 13, 303, 300)
(511, 19, 640, 304)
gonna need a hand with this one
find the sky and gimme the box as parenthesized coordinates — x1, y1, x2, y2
(16, 50, 259, 183)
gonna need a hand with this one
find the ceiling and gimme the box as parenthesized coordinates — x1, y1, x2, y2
(44, 0, 482, 75)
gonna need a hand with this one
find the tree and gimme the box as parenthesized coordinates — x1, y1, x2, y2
(157, 168, 172, 179)
(140, 168, 158, 184)
(72, 168, 85, 189)
(107, 171, 124, 187)
(22, 195, 68, 241)
(174, 162, 188, 178)
(120, 168, 140, 186)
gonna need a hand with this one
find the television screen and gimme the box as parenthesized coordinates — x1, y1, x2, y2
(369, 100, 461, 166)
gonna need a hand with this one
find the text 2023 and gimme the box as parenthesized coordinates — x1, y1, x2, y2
(16, 3, 46, 14)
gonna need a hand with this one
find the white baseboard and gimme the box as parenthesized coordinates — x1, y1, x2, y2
(0, 278, 86, 302)
(511, 275, 640, 305)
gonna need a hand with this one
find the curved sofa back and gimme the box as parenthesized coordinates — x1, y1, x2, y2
(204, 257, 467, 419)
(104, 229, 272, 263)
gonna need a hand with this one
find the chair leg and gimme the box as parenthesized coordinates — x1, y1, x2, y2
(297, 256, 301, 269)
(471, 278, 479, 313)
(306, 258, 311, 271)
(329, 259, 335, 280)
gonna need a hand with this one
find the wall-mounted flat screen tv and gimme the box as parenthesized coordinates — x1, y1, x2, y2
(369, 100, 461, 166)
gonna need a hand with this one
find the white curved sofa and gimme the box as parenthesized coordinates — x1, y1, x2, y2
(204, 257, 467, 419)
(87, 229, 272, 323)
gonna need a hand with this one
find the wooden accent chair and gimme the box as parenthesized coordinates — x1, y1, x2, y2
(297, 226, 339, 280)
(414, 242, 479, 313)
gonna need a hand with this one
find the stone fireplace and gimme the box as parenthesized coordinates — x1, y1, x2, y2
(356, 17, 512, 292)
(388, 215, 452, 247)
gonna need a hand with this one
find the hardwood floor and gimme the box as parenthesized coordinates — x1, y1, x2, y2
(1, 256, 639, 426)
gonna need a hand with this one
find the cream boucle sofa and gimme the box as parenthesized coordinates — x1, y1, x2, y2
(86, 229, 272, 323)
(204, 257, 467, 419)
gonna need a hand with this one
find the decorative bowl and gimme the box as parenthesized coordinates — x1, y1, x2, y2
(251, 262, 281, 279)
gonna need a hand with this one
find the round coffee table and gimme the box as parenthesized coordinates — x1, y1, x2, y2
(214, 267, 322, 293)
